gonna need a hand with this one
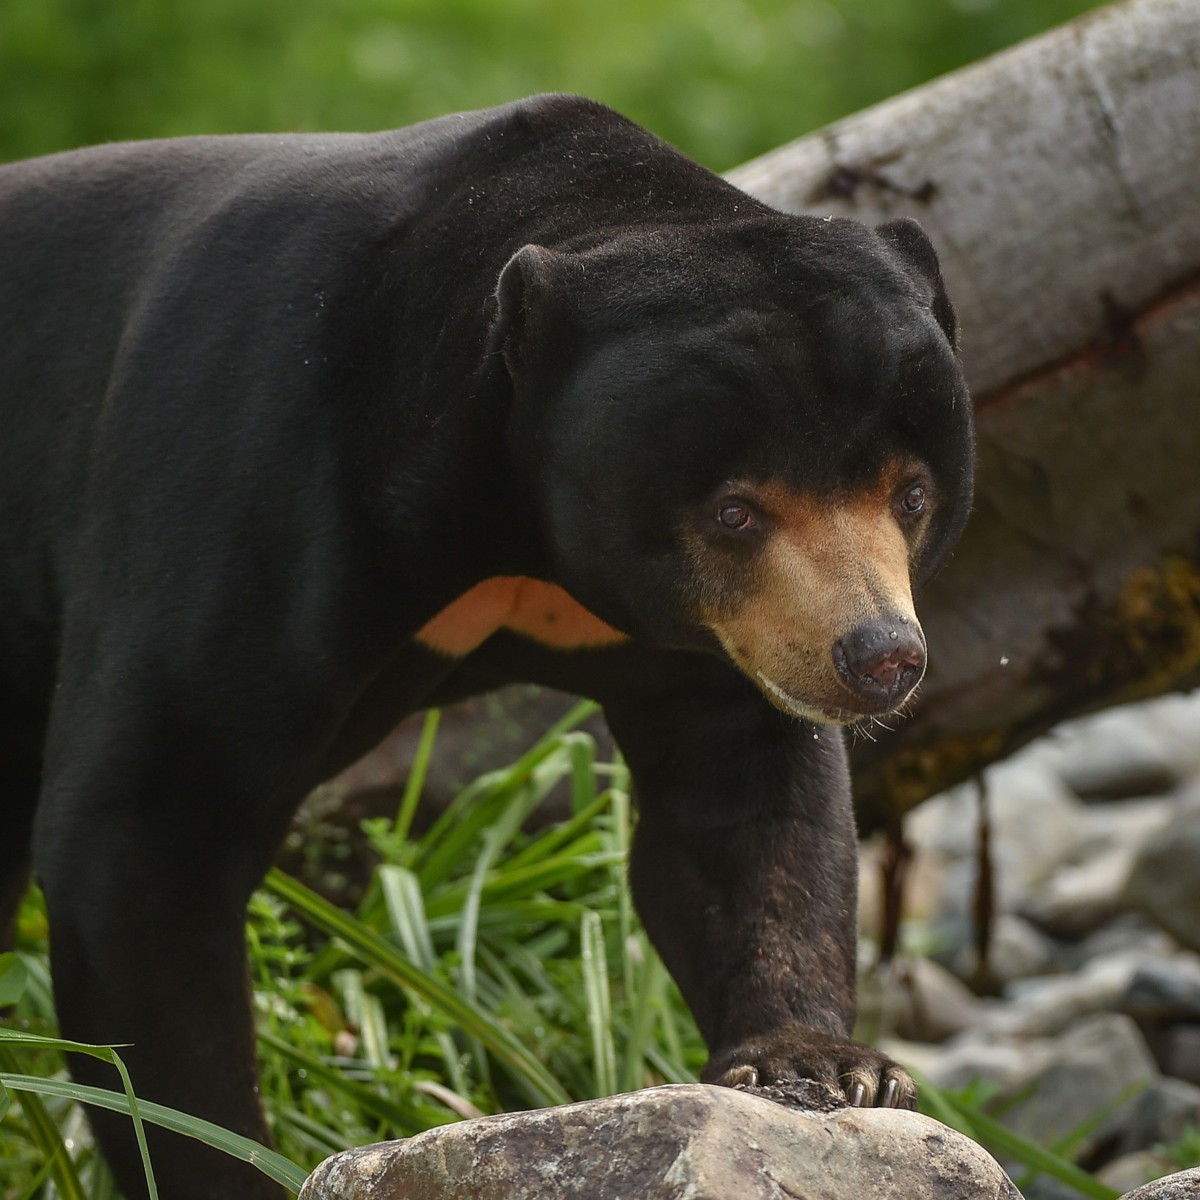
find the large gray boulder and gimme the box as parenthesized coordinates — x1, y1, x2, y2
(299, 1083, 1021, 1199)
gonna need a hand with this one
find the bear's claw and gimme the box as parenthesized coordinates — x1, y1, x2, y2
(705, 1026, 917, 1110)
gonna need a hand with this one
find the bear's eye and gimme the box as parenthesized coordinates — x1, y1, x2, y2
(897, 484, 927, 519)
(717, 502, 756, 531)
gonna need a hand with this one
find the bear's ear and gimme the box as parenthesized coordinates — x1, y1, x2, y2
(489, 244, 575, 382)
(875, 217, 958, 352)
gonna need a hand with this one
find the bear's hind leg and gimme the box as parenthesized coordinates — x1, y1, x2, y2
(34, 684, 310, 1200)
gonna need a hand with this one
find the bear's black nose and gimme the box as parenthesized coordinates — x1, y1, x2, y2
(832, 618, 926, 707)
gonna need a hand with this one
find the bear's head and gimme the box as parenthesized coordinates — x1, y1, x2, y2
(494, 213, 973, 725)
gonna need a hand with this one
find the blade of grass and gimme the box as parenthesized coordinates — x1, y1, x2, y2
(456, 824, 510, 1090)
(256, 1029, 449, 1131)
(480, 938, 562, 1007)
(13, 949, 55, 1018)
(415, 700, 599, 881)
(457, 828, 507, 1008)
(655, 986, 692, 1079)
(261, 1102, 353, 1159)
(425, 897, 592, 938)
(13, 1154, 55, 1200)
(566, 732, 597, 816)
(0, 1031, 157, 1199)
(265, 868, 569, 1107)
(500, 793, 611, 872)
(973, 1111, 1120, 1200)
(474, 942, 548, 1030)
(915, 1074, 980, 1141)
(528, 699, 601, 746)
(374, 869, 471, 1095)
(423, 841, 616, 918)
(393, 709, 441, 847)
(0, 1074, 306, 1192)
(1011, 1081, 1147, 1196)
(334, 971, 394, 1073)
(415, 777, 530, 892)
(643, 1042, 696, 1085)
(0, 1047, 88, 1200)
(620, 948, 663, 1094)
(608, 787, 635, 1004)
(581, 911, 616, 1098)
(379, 866, 436, 970)
(1050, 1080, 1147, 1160)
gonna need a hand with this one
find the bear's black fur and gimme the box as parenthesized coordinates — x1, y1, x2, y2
(0, 95, 973, 1198)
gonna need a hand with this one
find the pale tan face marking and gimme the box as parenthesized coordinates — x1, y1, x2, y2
(416, 577, 629, 658)
(696, 463, 925, 723)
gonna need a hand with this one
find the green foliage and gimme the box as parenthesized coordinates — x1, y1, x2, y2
(0, 703, 705, 1193)
(1, 0, 1106, 170)
(253, 700, 707, 1170)
(1160, 1123, 1200, 1171)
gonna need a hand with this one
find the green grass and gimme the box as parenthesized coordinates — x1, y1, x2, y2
(0, 702, 1142, 1198)
(0, 703, 706, 1194)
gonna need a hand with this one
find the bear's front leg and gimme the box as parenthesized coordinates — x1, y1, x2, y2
(604, 663, 915, 1109)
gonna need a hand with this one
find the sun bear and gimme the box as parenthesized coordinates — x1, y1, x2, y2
(0, 95, 973, 1198)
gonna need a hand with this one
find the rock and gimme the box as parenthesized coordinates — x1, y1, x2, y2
(920, 1013, 1158, 1153)
(1121, 955, 1200, 1021)
(1020, 797, 1175, 939)
(1117, 1165, 1200, 1199)
(946, 913, 1060, 987)
(1074, 798, 1176, 858)
(1021, 845, 1133, 939)
(1091, 1077, 1200, 1162)
(870, 956, 983, 1043)
(1023, 1180, 1097, 1200)
(989, 951, 1166, 1038)
(1153, 1025, 1200, 1086)
(916, 1036, 1058, 1095)
(907, 759, 1084, 914)
(992, 1014, 1159, 1155)
(1031, 693, 1200, 800)
(1126, 808, 1200, 954)
(1172, 775, 1200, 811)
(1097, 1149, 1180, 1193)
(1064, 915, 1178, 972)
(298, 1084, 1023, 1200)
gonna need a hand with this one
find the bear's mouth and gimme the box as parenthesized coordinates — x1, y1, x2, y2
(755, 671, 910, 727)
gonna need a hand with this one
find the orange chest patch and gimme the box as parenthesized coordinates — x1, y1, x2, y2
(415, 577, 628, 657)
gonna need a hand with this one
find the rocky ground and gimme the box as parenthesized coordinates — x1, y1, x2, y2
(859, 690, 1200, 1197)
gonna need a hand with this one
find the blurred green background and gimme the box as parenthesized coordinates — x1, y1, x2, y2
(2, 0, 1105, 170)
